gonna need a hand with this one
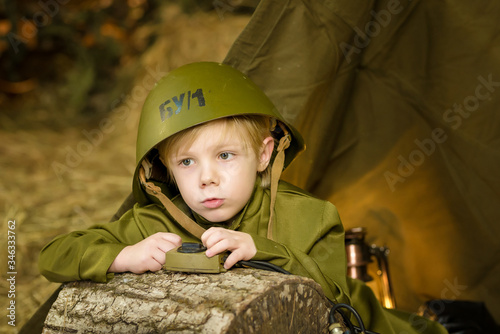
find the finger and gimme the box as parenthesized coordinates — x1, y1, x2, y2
(156, 239, 181, 254)
(205, 229, 231, 250)
(146, 258, 163, 272)
(151, 247, 167, 267)
(132, 257, 161, 274)
(201, 227, 224, 247)
(200, 228, 214, 246)
(158, 232, 182, 245)
(223, 251, 242, 269)
(206, 239, 231, 258)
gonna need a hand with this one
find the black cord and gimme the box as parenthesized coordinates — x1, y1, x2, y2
(330, 303, 366, 333)
(329, 303, 382, 334)
(237, 260, 292, 275)
(335, 308, 356, 333)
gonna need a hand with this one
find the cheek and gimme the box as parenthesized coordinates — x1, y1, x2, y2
(223, 165, 257, 196)
(217, 162, 238, 180)
(219, 161, 257, 182)
(171, 169, 195, 192)
(175, 179, 198, 206)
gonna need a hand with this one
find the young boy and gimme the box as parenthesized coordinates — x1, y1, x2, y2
(39, 62, 446, 334)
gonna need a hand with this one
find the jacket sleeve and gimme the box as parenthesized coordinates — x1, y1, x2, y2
(250, 197, 350, 305)
(38, 204, 167, 283)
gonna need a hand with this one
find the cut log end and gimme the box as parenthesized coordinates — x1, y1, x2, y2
(43, 268, 331, 333)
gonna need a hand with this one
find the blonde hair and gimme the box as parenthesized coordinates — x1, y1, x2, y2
(157, 115, 274, 188)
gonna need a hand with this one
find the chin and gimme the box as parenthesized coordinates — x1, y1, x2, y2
(206, 216, 231, 223)
(202, 212, 235, 224)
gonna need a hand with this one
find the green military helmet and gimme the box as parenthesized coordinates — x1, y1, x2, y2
(133, 62, 305, 204)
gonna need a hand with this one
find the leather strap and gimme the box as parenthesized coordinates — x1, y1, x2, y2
(139, 167, 206, 239)
(139, 119, 291, 242)
(267, 133, 290, 240)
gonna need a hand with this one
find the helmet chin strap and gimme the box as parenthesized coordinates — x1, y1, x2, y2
(267, 133, 291, 240)
(139, 166, 206, 239)
(139, 123, 291, 242)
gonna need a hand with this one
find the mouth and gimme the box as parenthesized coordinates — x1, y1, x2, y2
(202, 198, 224, 209)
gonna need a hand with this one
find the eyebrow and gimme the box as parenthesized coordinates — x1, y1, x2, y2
(187, 144, 246, 156)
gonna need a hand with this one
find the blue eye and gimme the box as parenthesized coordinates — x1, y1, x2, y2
(219, 152, 233, 160)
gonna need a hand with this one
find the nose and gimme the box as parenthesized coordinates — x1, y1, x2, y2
(199, 161, 219, 188)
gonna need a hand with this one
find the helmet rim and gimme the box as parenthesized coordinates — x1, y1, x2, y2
(132, 62, 305, 204)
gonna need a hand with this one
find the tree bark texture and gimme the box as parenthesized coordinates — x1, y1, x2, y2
(42, 268, 331, 333)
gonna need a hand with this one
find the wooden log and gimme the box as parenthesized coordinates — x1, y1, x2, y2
(42, 268, 331, 333)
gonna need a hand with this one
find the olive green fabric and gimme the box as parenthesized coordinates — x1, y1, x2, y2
(224, 0, 500, 322)
(39, 180, 348, 299)
(39, 180, 445, 333)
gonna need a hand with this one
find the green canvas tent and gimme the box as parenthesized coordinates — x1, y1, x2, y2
(224, 0, 500, 323)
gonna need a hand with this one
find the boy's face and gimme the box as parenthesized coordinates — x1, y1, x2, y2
(167, 121, 272, 223)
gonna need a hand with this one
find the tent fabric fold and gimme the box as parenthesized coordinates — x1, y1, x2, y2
(224, 0, 500, 322)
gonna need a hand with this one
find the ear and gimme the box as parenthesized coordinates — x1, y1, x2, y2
(257, 136, 275, 172)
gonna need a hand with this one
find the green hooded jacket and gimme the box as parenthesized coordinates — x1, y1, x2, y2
(39, 179, 446, 334)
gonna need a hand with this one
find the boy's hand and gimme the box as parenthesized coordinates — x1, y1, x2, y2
(109, 232, 182, 274)
(201, 227, 257, 269)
